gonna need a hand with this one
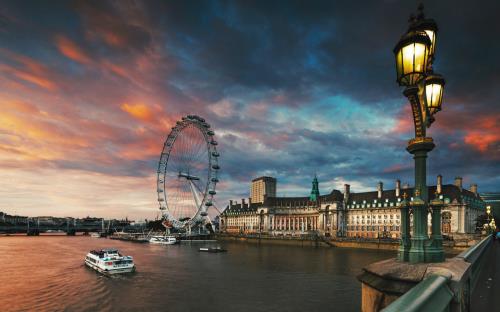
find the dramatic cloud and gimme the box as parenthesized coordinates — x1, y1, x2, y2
(55, 35, 92, 64)
(0, 0, 498, 219)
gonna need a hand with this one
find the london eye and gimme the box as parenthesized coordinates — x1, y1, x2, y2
(157, 115, 220, 231)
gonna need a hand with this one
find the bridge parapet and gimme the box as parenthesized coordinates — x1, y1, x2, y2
(382, 235, 493, 312)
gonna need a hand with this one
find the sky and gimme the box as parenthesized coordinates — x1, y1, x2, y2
(0, 0, 499, 220)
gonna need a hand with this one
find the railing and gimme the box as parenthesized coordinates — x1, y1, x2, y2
(456, 234, 493, 292)
(382, 235, 493, 312)
(382, 274, 453, 312)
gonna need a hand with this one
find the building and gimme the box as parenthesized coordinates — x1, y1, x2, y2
(250, 176, 277, 204)
(220, 175, 487, 238)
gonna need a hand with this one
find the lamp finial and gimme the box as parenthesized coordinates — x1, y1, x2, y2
(417, 3, 425, 20)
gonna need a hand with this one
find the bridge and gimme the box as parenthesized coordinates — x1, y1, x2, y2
(382, 235, 497, 312)
(0, 220, 142, 235)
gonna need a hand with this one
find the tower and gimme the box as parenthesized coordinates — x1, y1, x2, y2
(309, 175, 320, 202)
(250, 176, 277, 204)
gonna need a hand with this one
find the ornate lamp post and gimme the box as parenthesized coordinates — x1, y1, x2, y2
(394, 5, 445, 263)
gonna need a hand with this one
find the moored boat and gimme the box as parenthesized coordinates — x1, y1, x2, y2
(149, 235, 177, 245)
(84, 248, 135, 275)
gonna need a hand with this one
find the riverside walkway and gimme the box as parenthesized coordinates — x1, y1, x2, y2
(471, 239, 500, 311)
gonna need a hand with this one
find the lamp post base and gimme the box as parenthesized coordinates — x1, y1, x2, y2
(408, 238, 427, 263)
(425, 239, 445, 263)
(397, 243, 410, 262)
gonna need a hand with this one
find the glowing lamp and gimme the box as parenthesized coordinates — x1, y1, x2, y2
(394, 31, 432, 86)
(424, 74, 445, 115)
(410, 19, 438, 58)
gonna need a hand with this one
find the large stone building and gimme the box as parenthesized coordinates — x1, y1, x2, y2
(220, 175, 486, 238)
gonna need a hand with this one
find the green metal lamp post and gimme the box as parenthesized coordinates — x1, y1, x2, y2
(394, 5, 445, 263)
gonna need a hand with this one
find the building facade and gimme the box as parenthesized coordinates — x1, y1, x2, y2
(220, 175, 486, 238)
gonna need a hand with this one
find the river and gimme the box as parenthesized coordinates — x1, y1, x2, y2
(0, 236, 394, 312)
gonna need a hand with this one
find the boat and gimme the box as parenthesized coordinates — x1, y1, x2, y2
(149, 235, 178, 245)
(90, 232, 101, 238)
(109, 232, 149, 243)
(199, 247, 227, 253)
(84, 248, 135, 275)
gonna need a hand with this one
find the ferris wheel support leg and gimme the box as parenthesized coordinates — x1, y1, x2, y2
(188, 180, 204, 213)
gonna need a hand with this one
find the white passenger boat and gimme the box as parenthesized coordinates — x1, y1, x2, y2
(90, 232, 101, 238)
(149, 235, 177, 245)
(84, 249, 135, 275)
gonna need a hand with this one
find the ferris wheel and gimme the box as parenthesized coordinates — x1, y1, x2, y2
(157, 115, 220, 229)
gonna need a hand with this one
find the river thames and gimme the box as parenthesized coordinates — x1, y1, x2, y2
(0, 236, 394, 312)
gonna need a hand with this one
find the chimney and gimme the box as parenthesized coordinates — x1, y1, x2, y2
(377, 182, 383, 198)
(470, 184, 478, 195)
(403, 183, 410, 189)
(229, 200, 233, 208)
(344, 184, 350, 201)
(437, 174, 442, 194)
(242, 198, 246, 207)
(454, 177, 463, 191)
(395, 180, 401, 197)
(248, 197, 252, 205)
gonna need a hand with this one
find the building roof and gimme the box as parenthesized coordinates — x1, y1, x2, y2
(347, 184, 482, 206)
(321, 189, 344, 202)
(251, 176, 277, 182)
(222, 202, 261, 214)
(223, 183, 484, 215)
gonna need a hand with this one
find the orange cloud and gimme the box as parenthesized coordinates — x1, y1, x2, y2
(464, 132, 499, 152)
(102, 61, 128, 79)
(55, 35, 92, 64)
(121, 103, 155, 122)
(11, 70, 57, 90)
(0, 52, 59, 91)
(463, 115, 500, 153)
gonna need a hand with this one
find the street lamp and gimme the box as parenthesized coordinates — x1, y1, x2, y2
(394, 30, 431, 86)
(424, 74, 445, 115)
(394, 4, 445, 263)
